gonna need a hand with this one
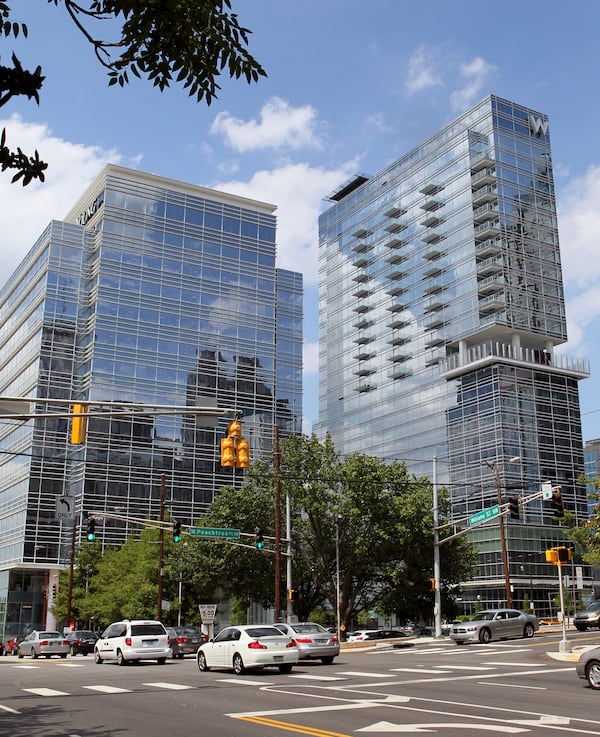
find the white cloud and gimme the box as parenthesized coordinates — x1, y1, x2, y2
(0, 115, 123, 283)
(213, 159, 358, 286)
(450, 57, 496, 112)
(303, 340, 319, 375)
(210, 97, 322, 152)
(405, 46, 442, 95)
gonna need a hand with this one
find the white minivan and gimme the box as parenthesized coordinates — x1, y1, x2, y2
(94, 620, 170, 665)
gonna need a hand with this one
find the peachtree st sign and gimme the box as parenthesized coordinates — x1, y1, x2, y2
(469, 504, 501, 527)
(189, 526, 240, 540)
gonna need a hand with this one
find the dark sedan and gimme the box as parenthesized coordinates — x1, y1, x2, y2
(363, 629, 409, 641)
(167, 626, 206, 658)
(65, 630, 98, 656)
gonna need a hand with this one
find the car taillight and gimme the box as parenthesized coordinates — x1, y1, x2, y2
(331, 636, 339, 643)
(176, 637, 186, 643)
(125, 637, 132, 646)
(76, 639, 83, 645)
(247, 640, 268, 649)
(63, 640, 70, 646)
(295, 637, 313, 643)
(39, 640, 48, 647)
(287, 639, 298, 648)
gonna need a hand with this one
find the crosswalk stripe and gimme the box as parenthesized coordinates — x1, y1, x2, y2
(217, 678, 270, 686)
(142, 682, 194, 690)
(289, 674, 344, 681)
(337, 671, 391, 678)
(23, 688, 68, 697)
(83, 685, 131, 694)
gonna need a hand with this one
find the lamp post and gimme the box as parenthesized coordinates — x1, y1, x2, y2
(485, 456, 520, 609)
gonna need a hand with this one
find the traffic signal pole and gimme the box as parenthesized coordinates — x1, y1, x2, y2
(65, 516, 77, 631)
(157, 473, 165, 621)
(274, 425, 282, 622)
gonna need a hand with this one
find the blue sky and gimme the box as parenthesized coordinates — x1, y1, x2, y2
(2, 1, 600, 440)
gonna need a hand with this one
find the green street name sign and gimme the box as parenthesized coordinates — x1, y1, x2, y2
(189, 526, 240, 539)
(469, 504, 501, 527)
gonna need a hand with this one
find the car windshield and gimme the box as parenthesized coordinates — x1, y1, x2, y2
(585, 601, 600, 611)
(470, 611, 496, 621)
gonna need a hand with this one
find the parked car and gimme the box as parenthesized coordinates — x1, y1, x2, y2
(274, 622, 340, 664)
(576, 646, 600, 690)
(196, 624, 299, 675)
(65, 630, 98, 656)
(167, 626, 207, 658)
(574, 601, 600, 631)
(17, 631, 70, 659)
(449, 609, 539, 645)
(94, 620, 170, 665)
(347, 630, 376, 642)
(363, 629, 409, 641)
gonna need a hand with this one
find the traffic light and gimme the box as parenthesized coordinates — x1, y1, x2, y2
(236, 437, 250, 468)
(551, 489, 564, 518)
(173, 520, 182, 543)
(429, 578, 436, 592)
(288, 589, 298, 602)
(508, 496, 520, 520)
(557, 546, 571, 563)
(86, 513, 96, 542)
(70, 403, 88, 444)
(255, 527, 265, 550)
(545, 548, 559, 563)
(220, 416, 250, 468)
(220, 436, 235, 466)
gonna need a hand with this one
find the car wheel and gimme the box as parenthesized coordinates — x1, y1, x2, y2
(116, 649, 127, 666)
(178, 653, 184, 659)
(31, 649, 38, 659)
(232, 652, 246, 675)
(82, 652, 88, 656)
(523, 623, 534, 638)
(279, 664, 293, 674)
(478, 628, 491, 644)
(586, 660, 600, 690)
(197, 651, 210, 672)
(60, 653, 67, 659)
(70, 646, 77, 656)
(94, 649, 103, 664)
(17, 649, 23, 659)
(321, 656, 334, 665)
(454, 641, 465, 646)
(157, 657, 166, 665)
(575, 625, 586, 632)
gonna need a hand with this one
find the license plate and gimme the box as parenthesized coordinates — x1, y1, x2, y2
(273, 655, 283, 662)
(49, 641, 60, 646)
(142, 639, 158, 647)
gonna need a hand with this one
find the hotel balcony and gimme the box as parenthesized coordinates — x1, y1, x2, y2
(354, 365, 376, 377)
(352, 287, 372, 298)
(388, 334, 410, 346)
(352, 240, 372, 254)
(475, 237, 503, 257)
(474, 220, 501, 241)
(470, 154, 495, 173)
(385, 251, 409, 265)
(423, 263, 443, 278)
(424, 295, 446, 312)
(420, 182, 444, 196)
(384, 205, 407, 218)
(424, 315, 445, 330)
(440, 340, 590, 380)
(354, 382, 376, 393)
(477, 275, 504, 295)
(472, 184, 498, 206)
(423, 245, 444, 260)
(473, 202, 499, 223)
(478, 292, 506, 313)
(476, 255, 503, 277)
(385, 220, 408, 234)
(383, 235, 406, 249)
(420, 198, 444, 212)
(353, 350, 376, 361)
(388, 367, 412, 380)
(352, 256, 372, 268)
(388, 352, 411, 363)
(471, 167, 496, 187)
(421, 214, 445, 228)
(422, 231, 445, 245)
(388, 317, 411, 329)
(353, 317, 374, 329)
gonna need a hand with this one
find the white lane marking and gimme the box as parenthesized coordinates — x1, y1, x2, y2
(357, 720, 528, 733)
(289, 674, 344, 681)
(433, 665, 494, 671)
(217, 678, 271, 686)
(23, 688, 68, 697)
(14, 665, 39, 669)
(482, 661, 545, 667)
(57, 663, 85, 667)
(479, 681, 546, 690)
(229, 699, 411, 718)
(83, 685, 131, 694)
(0, 704, 20, 714)
(143, 682, 194, 690)
(391, 668, 452, 674)
(337, 671, 392, 678)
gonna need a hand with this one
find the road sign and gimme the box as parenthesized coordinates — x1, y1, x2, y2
(469, 504, 501, 526)
(199, 604, 217, 624)
(542, 481, 553, 500)
(189, 526, 240, 539)
(55, 495, 75, 522)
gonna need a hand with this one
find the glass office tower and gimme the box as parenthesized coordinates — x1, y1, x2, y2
(0, 165, 302, 635)
(316, 95, 592, 613)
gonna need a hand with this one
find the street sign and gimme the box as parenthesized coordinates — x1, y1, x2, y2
(189, 526, 240, 539)
(469, 504, 501, 526)
(198, 604, 217, 624)
(542, 481, 553, 500)
(55, 495, 75, 522)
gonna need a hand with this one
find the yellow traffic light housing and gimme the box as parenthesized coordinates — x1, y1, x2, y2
(228, 417, 242, 439)
(236, 437, 250, 468)
(545, 548, 559, 563)
(220, 436, 235, 467)
(70, 403, 88, 444)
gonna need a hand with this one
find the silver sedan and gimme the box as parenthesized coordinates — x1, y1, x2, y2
(449, 609, 539, 645)
(274, 622, 340, 664)
(576, 646, 600, 690)
(17, 630, 70, 659)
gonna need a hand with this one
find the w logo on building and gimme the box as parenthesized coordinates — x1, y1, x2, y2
(528, 114, 549, 137)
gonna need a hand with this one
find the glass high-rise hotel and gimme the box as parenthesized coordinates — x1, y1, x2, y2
(316, 95, 592, 612)
(0, 165, 302, 635)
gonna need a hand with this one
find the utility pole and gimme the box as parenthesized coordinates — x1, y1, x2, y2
(494, 464, 512, 608)
(66, 516, 77, 630)
(157, 473, 165, 621)
(274, 425, 281, 621)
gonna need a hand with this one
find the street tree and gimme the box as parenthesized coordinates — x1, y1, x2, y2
(51, 540, 102, 628)
(565, 474, 600, 567)
(0, 1, 265, 184)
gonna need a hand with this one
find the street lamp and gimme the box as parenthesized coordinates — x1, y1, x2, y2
(484, 455, 520, 609)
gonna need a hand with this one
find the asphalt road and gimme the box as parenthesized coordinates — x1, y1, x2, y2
(1, 628, 599, 737)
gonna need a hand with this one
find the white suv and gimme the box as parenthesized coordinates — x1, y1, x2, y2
(94, 620, 170, 665)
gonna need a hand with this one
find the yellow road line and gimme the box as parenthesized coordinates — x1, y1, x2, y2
(237, 715, 353, 737)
